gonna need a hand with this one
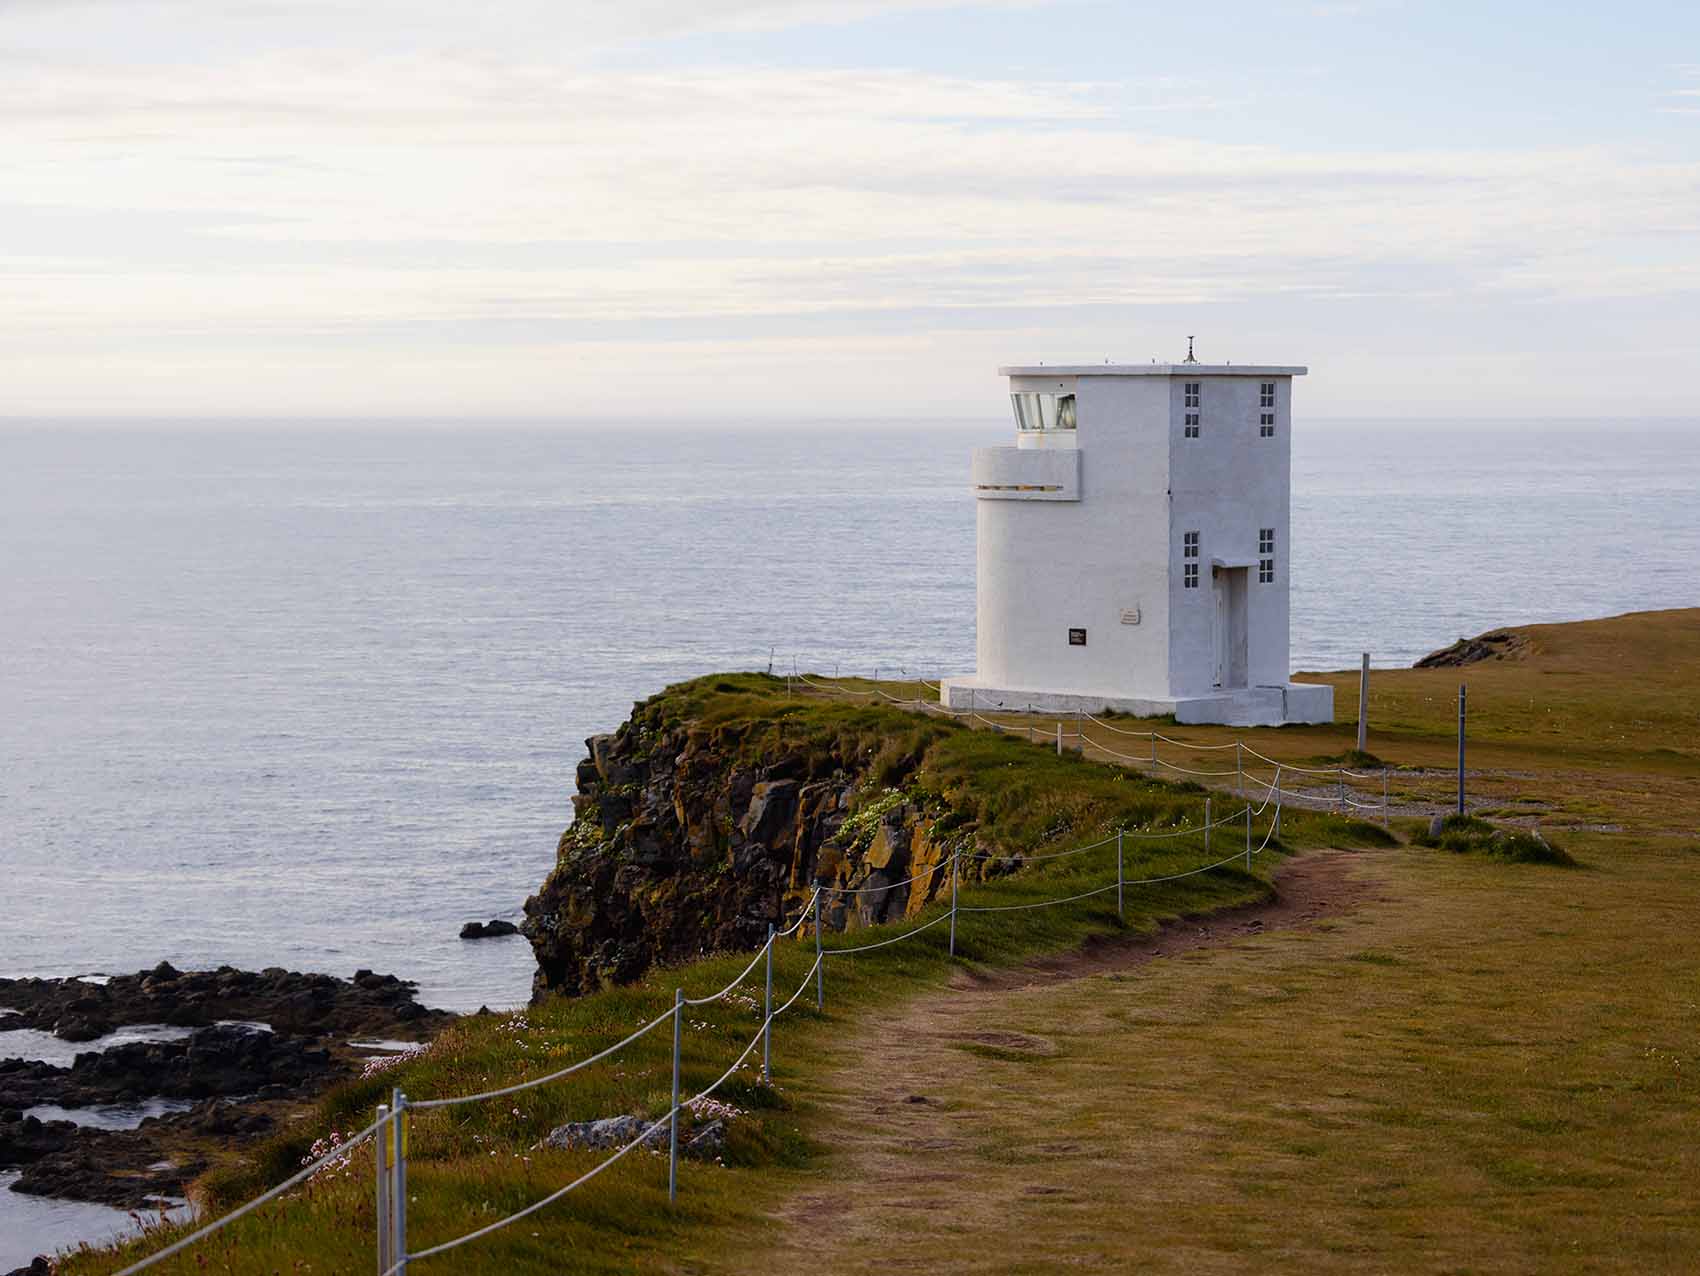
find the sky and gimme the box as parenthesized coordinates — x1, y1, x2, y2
(1, 0, 1697, 420)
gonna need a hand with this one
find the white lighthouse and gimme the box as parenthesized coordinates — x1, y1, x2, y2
(940, 355, 1333, 727)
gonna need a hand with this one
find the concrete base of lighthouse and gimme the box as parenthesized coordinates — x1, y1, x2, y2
(939, 678, 1333, 729)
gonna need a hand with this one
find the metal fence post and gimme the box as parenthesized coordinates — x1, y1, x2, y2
(1116, 830, 1124, 922)
(1245, 803, 1252, 869)
(390, 1090, 407, 1275)
(1382, 769, 1391, 829)
(375, 1104, 391, 1276)
(1457, 683, 1467, 816)
(1055, 722, 1062, 756)
(1357, 653, 1370, 754)
(1205, 797, 1212, 856)
(813, 894, 824, 1010)
(1337, 772, 1346, 814)
(1150, 732, 1157, 765)
(949, 850, 959, 957)
(762, 925, 774, 1084)
(669, 989, 682, 1204)
(1236, 742, 1244, 798)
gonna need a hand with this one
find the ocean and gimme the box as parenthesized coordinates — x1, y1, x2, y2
(2, 417, 1698, 1262)
(3, 420, 1697, 1014)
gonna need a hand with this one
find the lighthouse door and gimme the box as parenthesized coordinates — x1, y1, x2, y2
(1212, 572, 1228, 688)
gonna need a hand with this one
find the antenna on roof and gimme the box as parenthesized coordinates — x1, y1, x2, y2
(1183, 336, 1198, 364)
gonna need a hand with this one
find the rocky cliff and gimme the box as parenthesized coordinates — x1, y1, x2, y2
(522, 678, 1002, 1000)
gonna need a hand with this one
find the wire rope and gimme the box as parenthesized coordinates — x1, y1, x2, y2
(112, 1115, 386, 1275)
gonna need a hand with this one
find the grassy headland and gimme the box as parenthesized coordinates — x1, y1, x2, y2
(70, 608, 1700, 1274)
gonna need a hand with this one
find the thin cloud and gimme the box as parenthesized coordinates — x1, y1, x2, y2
(0, 4, 1696, 415)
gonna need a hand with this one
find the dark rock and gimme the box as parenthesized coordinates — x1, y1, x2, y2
(53, 1014, 108, 1043)
(6, 1257, 52, 1276)
(459, 919, 520, 940)
(0, 1113, 77, 1164)
(523, 698, 999, 1001)
(0, 1023, 338, 1111)
(683, 1119, 726, 1159)
(1414, 628, 1528, 669)
(0, 964, 450, 1043)
(1, 1110, 209, 1208)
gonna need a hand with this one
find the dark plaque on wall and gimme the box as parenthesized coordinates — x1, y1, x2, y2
(1068, 628, 1087, 646)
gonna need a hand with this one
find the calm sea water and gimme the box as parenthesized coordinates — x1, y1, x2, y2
(1, 418, 1698, 1262)
(3, 420, 1697, 1014)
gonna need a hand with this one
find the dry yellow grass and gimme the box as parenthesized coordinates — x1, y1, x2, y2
(687, 837, 1699, 1273)
(671, 610, 1700, 1274)
(68, 610, 1700, 1275)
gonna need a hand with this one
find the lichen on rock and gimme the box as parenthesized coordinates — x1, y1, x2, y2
(521, 677, 990, 1001)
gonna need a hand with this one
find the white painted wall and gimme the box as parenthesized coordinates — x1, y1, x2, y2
(970, 446, 1080, 501)
(974, 372, 1170, 697)
(969, 364, 1303, 709)
(1166, 374, 1291, 696)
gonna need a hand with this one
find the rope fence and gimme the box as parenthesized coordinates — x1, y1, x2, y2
(109, 779, 1292, 1276)
(786, 661, 1395, 826)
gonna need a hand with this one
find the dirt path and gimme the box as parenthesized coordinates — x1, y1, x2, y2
(706, 850, 1386, 1275)
(953, 850, 1383, 992)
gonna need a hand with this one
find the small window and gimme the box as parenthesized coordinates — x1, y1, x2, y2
(1184, 382, 1200, 409)
(1258, 527, 1275, 583)
(1184, 531, 1200, 558)
(1183, 530, 1200, 588)
(1010, 392, 1076, 432)
(1185, 563, 1199, 588)
(1184, 412, 1200, 439)
(1259, 382, 1275, 409)
(1259, 413, 1275, 437)
(1259, 559, 1275, 584)
(1068, 627, 1087, 646)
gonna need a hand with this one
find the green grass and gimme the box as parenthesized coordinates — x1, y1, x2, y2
(69, 610, 1700, 1274)
(1414, 814, 1577, 865)
(70, 679, 1382, 1276)
(698, 831, 1700, 1276)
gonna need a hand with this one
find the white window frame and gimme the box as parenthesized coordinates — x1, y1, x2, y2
(1184, 382, 1200, 409)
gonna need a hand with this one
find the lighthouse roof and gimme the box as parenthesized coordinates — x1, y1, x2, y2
(999, 363, 1307, 378)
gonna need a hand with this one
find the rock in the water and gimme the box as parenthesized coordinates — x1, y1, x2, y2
(0, 1023, 338, 1109)
(0, 964, 450, 1041)
(0, 964, 453, 1215)
(459, 919, 520, 940)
